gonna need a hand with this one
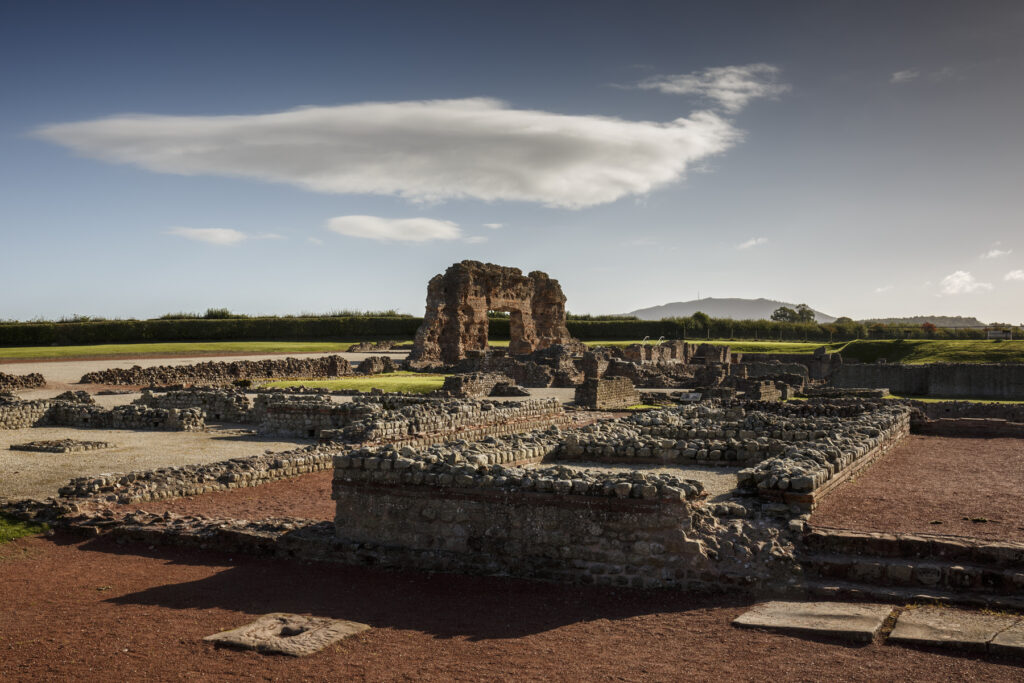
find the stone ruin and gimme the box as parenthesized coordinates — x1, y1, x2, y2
(409, 260, 573, 364)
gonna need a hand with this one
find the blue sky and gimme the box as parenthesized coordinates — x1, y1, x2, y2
(2, 1, 1022, 322)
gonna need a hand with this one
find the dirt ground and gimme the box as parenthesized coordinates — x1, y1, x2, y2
(0, 533, 1021, 682)
(0, 425, 310, 501)
(812, 435, 1024, 543)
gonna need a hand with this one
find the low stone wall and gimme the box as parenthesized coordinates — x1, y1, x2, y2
(79, 355, 353, 386)
(0, 371, 45, 392)
(831, 363, 1024, 400)
(355, 356, 397, 374)
(574, 377, 639, 409)
(441, 372, 510, 398)
(258, 399, 377, 438)
(331, 434, 796, 590)
(46, 403, 205, 431)
(137, 388, 252, 422)
(909, 400, 1024, 422)
(0, 395, 203, 432)
(0, 398, 53, 429)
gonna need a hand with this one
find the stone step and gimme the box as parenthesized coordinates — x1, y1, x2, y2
(800, 552, 1024, 595)
(802, 579, 1024, 612)
(803, 526, 1024, 569)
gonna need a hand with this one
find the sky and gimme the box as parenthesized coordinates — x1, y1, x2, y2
(1, 0, 1023, 323)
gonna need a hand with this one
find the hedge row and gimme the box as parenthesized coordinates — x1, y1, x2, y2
(0, 317, 423, 347)
(0, 315, 999, 347)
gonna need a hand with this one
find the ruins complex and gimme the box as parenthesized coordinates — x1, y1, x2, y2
(409, 260, 573, 363)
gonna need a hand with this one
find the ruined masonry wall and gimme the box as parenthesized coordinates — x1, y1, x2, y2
(574, 377, 639, 409)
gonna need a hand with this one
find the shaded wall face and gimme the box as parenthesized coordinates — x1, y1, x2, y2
(830, 364, 1024, 399)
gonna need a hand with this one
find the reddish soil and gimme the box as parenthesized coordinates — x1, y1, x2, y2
(130, 470, 337, 521)
(812, 435, 1024, 542)
(2, 533, 1022, 681)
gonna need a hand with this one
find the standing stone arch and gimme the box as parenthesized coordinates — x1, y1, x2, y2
(409, 261, 573, 364)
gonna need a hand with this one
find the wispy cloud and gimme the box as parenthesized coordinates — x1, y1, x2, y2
(464, 235, 488, 244)
(327, 215, 461, 242)
(737, 236, 768, 250)
(483, 222, 503, 230)
(982, 248, 1012, 259)
(1005, 270, 1024, 281)
(167, 227, 249, 245)
(307, 236, 323, 246)
(940, 270, 993, 294)
(636, 64, 790, 113)
(34, 98, 739, 209)
(874, 285, 894, 294)
(890, 69, 920, 84)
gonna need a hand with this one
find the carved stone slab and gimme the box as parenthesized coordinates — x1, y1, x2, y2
(204, 613, 370, 656)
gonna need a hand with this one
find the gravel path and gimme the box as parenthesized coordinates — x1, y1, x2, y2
(1, 534, 1020, 681)
(0, 425, 310, 501)
(811, 435, 1024, 542)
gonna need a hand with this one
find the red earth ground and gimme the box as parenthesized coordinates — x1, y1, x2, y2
(812, 435, 1024, 543)
(1, 532, 1022, 681)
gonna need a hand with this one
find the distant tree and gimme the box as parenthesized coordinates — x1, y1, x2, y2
(834, 316, 853, 324)
(771, 306, 798, 323)
(794, 304, 816, 323)
(690, 311, 711, 329)
(921, 321, 937, 338)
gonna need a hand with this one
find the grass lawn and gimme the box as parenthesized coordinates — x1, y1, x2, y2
(0, 340, 364, 361)
(0, 514, 47, 544)
(834, 339, 1024, 364)
(263, 371, 449, 394)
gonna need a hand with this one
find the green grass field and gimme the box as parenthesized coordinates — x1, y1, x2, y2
(0, 514, 47, 544)
(886, 394, 1024, 404)
(263, 371, 449, 394)
(3, 337, 1024, 364)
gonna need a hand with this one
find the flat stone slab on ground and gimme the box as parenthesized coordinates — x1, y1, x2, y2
(204, 613, 370, 656)
(990, 619, 1024, 656)
(732, 601, 893, 643)
(889, 606, 1020, 653)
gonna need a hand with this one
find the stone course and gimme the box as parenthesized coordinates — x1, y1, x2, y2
(10, 439, 114, 453)
(79, 355, 353, 386)
(574, 377, 640, 409)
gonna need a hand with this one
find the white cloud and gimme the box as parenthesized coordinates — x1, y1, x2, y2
(483, 223, 503, 229)
(637, 64, 790, 113)
(327, 215, 461, 242)
(874, 285, 893, 294)
(982, 248, 1012, 259)
(890, 69, 920, 84)
(1005, 270, 1024, 281)
(940, 270, 993, 294)
(34, 98, 740, 209)
(307, 236, 323, 245)
(737, 237, 768, 250)
(464, 235, 488, 244)
(167, 227, 248, 245)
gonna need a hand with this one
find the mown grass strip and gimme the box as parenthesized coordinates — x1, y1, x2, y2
(263, 372, 450, 394)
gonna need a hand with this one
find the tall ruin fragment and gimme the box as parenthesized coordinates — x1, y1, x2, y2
(409, 260, 573, 364)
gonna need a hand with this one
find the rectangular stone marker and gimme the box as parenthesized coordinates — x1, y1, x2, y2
(889, 606, 1019, 653)
(205, 613, 370, 657)
(733, 601, 893, 643)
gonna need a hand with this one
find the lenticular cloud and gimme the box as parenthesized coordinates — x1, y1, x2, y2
(34, 98, 739, 208)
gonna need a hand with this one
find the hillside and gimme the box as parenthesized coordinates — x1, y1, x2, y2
(628, 297, 836, 323)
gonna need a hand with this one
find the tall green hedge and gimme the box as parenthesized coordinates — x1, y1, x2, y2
(0, 317, 423, 347)
(0, 315, 996, 347)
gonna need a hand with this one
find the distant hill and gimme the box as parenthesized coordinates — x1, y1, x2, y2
(628, 297, 836, 323)
(858, 315, 987, 328)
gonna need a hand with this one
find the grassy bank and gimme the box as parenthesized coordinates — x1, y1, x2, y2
(0, 514, 47, 544)
(263, 372, 449, 394)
